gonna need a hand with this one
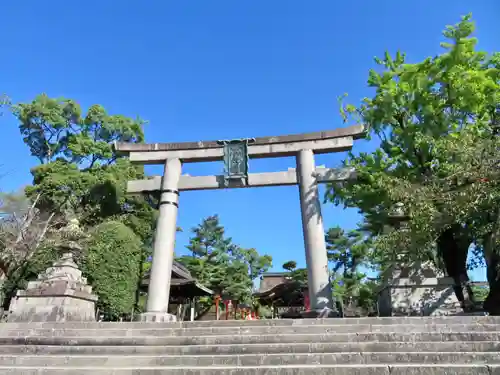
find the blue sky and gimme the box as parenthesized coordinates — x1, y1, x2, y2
(1, 1, 498, 281)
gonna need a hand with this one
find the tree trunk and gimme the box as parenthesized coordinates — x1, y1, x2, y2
(483, 207, 500, 315)
(437, 226, 475, 311)
(483, 249, 500, 315)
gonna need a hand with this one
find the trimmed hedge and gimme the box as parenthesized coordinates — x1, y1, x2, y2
(82, 220, 142, 320)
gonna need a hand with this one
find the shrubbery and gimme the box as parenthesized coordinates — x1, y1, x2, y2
(82, 220, 142, 320)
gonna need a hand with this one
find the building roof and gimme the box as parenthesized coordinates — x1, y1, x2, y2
(169, 278, 214, 298)
(141, 260, 214, 298)
(172, 260, 193, 280)
(254, 272, 305, 306)
(257, 272, 290, 293)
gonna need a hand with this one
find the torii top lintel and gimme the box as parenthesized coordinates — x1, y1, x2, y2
(114, 124, 365, 164)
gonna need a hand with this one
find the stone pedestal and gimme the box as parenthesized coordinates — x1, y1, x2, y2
(377, 261, 462, 316)
(7, 253, 97, 322)
(137, 312, 177, 323)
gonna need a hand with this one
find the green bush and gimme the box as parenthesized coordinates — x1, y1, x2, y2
(1, 244, 59, 309)
(471, 285, 489, 302)
(82, 220, 142, 320)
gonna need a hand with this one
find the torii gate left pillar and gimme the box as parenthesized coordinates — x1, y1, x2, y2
(115, 124, 364, 321)
(297, 149, 332, 314)
(140, 158, 181, 322)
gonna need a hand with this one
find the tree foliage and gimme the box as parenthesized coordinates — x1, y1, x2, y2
(472, 284, 490, 302)
(281, 260, 307, 287)
(11, 94, 156, 239)
(82, 220, 143, 320)
(326, 14, 500, 313)
(177, 215, 272, 303)
(8, 94, 156, 318)
(329, 14, 499, 243)
(326, 227, 371, 275)
(326, 227, 377, 313)
(277, 260, 308, 308)
(13, 94, 143, 165)
(12, 94, 154, 238)
(0, 191, 60, 308)
(282, 260, 297, 272)
(0, 94, 10, 116)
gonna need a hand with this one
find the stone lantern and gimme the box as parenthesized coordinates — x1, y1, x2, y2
(387, 202, 410, 232)
(377, 202, 460, 317)
(58, 217, 87, 259)
(7, 217, 98, 322)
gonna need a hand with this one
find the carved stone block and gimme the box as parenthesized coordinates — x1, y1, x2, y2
(378, 261, 462, 316)
(7, 253, 97, 322)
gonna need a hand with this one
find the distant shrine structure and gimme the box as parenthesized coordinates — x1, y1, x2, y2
(115, 124, 365, 322)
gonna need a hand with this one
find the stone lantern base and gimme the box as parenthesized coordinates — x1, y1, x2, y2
(7, 253, 98, 322)
(377, 261, 462, 316)
(137, 312, 177, 323)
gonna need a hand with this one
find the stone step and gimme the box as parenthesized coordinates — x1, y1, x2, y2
(0, 332, 498, 346)
(1, 341, 499, 355)
(2, 323, 500, 337)
(2, 315, 498, 329)
(1, 352, 499, 367)
(0, 364, 494, 375)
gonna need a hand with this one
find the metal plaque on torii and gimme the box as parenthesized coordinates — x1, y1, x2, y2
(217, 138, 255, 186)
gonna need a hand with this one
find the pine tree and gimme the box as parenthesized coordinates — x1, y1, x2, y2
(178, 215, 272, 303)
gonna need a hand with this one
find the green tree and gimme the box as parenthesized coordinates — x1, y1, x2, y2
(12, 94, 152, 229)
(279, 260, 308, 308)
(282, 260, 297, 272)
(289, 267, 308, 289)
(281, 260, 306, 286)
(0, 94, 10, 116)
(326, 227, 375, 309)
(0, 191, 60, 308)
(12, 94, 155, 237)
(10, 94, 157, 315)
(177, 215, 272, 303)
(180, 215, 232, 289)
(327, 14, 500, 314)
(326, 227, 371, 276)
(13, 94, 143, 166)
(82, 220, 143, 320)
(186, 215, 231, 258)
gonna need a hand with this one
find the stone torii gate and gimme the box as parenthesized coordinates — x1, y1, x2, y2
(115, 124, 365, 322)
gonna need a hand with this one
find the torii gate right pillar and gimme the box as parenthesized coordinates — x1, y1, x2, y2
(296, 149, 335, 316)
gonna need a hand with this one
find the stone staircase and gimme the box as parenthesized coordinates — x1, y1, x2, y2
(0, 316, 499, 374)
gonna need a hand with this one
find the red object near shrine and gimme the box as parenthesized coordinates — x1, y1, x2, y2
(214, 295, 221, 320)
(304, 291, 310, 311)
(223, 300, 230, 320)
